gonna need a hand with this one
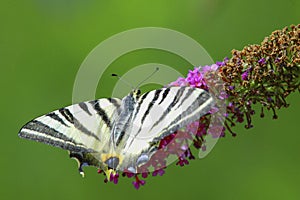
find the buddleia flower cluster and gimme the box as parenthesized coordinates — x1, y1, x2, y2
(98, 24, 300, 189)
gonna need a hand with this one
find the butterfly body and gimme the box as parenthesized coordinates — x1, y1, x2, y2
(19, 86, 214, 176)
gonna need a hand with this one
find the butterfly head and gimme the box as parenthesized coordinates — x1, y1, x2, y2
(130, 89, 141, 99)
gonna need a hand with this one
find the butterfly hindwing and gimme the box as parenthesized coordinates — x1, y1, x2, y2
(18, 98, 121, 153)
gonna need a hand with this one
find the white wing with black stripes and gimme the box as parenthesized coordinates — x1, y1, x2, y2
(113, 87, 214, 169)
(18, 86, 214, 175)
(18, 98, 121, 153)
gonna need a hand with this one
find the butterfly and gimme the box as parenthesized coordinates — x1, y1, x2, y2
(18, 86, 214, 178)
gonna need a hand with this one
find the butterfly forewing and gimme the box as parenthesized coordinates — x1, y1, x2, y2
(117, 87, 214, 161)
(18, 98, 121, 153)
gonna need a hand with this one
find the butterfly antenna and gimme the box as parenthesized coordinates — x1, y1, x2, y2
(135, 67, 159, 89)
(111, 73, 135, 90)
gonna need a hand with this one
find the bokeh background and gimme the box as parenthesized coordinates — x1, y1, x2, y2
(1, 0, 299, 199)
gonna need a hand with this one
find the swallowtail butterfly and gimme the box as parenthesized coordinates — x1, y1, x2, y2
(18, 86, 214, 177)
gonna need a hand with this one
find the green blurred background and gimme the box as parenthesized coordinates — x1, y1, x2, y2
(1, 0, 299, 199)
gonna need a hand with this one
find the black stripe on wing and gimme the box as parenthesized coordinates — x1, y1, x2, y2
(108, 98, 121, 108)
(131, 89, 163, 140)
(131, 91, 150, 122)
(18, 120, 91, 152)
(140, 89, 162, 124)
(158, 88, 170, 105)
(175, 87, 194, 110)
(23, 120, 72, 141)
(115, 115, 133, 146)
(89, 100, 112, 129)
(59, 108, 74, 124)
(151, 87, 186, 129)
(153, 90, 212, 141)
(46, 112, 69, 127)
(59, 108, 101, 141)
(78, 102, 92, 116)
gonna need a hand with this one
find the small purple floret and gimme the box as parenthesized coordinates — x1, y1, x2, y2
(109, 173, 119, 184)
(152, 169, 165, 176)
(258, 58, 266, 65)
(241, 71, 248, 80)
(132, 176, 146, 190)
